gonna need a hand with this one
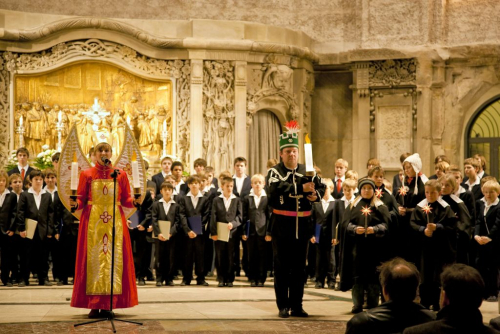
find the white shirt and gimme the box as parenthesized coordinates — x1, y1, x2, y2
(341, 195, 354, 209)
(233, 174, 247, 195)
(28, 187, 46, 210)
(187, 191, 203, 208)
(0, 189, 10, 207)
(159, 197, 175, 215)
(17, 164, 29, 176)
(175, 180, 185, 194)
(321, 195, 335, 213)
(161, 171, 172, 178)
(220, 193, 237, 211)
(250, 188, 267, 208)
(465, 177, 480, 188)
(478, 170, 485, 179)
(482, 197, 499, 216)
(43, 186, 58, 202)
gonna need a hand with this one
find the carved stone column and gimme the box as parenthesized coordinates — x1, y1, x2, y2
(416, 56, 433, 172)
(351, 62, 371, 174)
(190, 59, 204, 172)
(234, 61, 247, 159)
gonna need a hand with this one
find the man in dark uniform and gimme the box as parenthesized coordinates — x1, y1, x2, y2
(267, 121, 325, 318)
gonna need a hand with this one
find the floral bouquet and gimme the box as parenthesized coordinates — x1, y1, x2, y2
(4, 150, 18, 172)
(34, 145, 58, 170)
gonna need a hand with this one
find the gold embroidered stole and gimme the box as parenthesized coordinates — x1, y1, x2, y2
(86, 180, 123, 295)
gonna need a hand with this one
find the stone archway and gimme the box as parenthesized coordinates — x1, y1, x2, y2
(465, 95, 500, 178)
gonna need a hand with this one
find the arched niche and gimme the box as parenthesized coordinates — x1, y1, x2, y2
(463, 92, 500, 178)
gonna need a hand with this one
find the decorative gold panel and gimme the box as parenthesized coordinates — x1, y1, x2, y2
(14, 62, 173, 163)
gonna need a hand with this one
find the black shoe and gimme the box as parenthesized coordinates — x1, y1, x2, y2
(315, 281, 323, 289)
(57, 281, 64, 286)
(290, 308, 308, 317)
(251, 282, 257, 287)
(88, 309, 100, 319)
(257, 282, 264, 287)
(6, 282, 13, 287)
(327, 282, 335, 290)
(138, 279, 146, 286)
(218, 282, 224, 287)
(197, 281, 209, 286)
(156, 281, 162, 287)
(41, 280, 52, 286)
(351, 306, 363, 314)
(18, 281, 26, 287)
(180, 281, 190, 286)
(166, 281, 174, 286)
(278, 308, 289, 318)
(227, 282, 233, 287)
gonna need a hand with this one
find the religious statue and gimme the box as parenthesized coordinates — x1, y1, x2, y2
(44, 104, 57, 148)
(26, 101, 45, 154)
(111, 109, 126, 153)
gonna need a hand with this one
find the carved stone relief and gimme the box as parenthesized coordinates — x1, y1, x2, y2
(302, 70, 314, 132)
(202, 60, 235, 173)
(376, 105, 412, 169)
(369, 59, 416, 87)
(0, 40, 192, 167)
(246, 62, 298, 126)
(0, 55, 10, 167)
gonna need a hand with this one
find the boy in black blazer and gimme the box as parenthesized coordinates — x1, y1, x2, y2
(152, 156, 173, 196)
(474, 180, 500, 301)
(16, 169, 54, 286)
(210, 176, 242, 287)
(0, 171, 17, 286)
(310, 178, 336, 289)
(149, 181, 181, 286)
(7, 147, 36, 190)
(134, 189, 154, 285)
(242, 174, 270, 287)
(178, 175, 210, 286)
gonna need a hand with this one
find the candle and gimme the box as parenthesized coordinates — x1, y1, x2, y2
(163, 119, 167, 133)
(131, 152, 141, 189)
(58, 111, 62, 124)
(126, 116, 131, 127)
(361, 206, 371, 238)
(70, 152, 79, 191)
(19, 116, 23, 127)
(304, 134, 314, 173)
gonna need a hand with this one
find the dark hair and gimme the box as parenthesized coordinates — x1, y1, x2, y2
(16, 147, 30, 158)
(44, 168, 57, 178)
(160, 181, 174, 191)
(171, 161, 184, 171)
(88, 147, 95, 158)
(193, 158, 207, 168)
(186, 175, 201, 185)
(234, 157, 247, 166)
(29, 169, 44, 180)
(368, 166, 385, 177)
(441, 264, 484, 309)
(51, 152, 60, 163)
(434, 154, 451, 165)
(379, 257, 420, 302)
(400, 153, 411, 164)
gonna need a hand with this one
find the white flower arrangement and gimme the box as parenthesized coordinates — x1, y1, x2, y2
(34, 147, 59, 170)
(4, 150, 18, 171)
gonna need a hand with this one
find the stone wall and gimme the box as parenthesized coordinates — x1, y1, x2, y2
(3, 0, 500, 54)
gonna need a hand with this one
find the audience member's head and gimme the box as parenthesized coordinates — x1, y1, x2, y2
(440, 264, 484, 309)
(379, 257, 420, 303)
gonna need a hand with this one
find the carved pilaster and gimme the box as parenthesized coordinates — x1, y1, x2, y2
(234, 61, 247, 158)
(0, 53, 11, 167)
(201, 60, 235, 174)
(176, 60, 191, 166)
(351, 62, 371, 173)
(190, 59, 204, 171)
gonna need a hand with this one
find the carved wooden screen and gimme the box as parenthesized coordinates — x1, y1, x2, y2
(468, 99, 500, 178)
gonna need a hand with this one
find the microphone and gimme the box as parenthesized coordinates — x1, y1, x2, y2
(101, 156, 111, 166)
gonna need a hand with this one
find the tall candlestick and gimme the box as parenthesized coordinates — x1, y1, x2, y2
(131, 152, 141, 189)
(70, 153, 79, 190)
(304, 134, 314, 176)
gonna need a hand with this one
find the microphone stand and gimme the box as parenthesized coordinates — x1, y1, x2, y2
(74, 167, 142, 332)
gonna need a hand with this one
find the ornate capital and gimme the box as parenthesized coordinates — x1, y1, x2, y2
(369, 59, 416, 87)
